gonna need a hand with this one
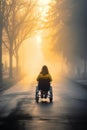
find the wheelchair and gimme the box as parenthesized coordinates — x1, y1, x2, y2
(35, 85, 53, 103)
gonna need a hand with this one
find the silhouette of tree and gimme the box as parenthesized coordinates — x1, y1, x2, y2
(46, 0, 87, 76)
(2, 0, 38, 78)
(0, 0, 5, 86)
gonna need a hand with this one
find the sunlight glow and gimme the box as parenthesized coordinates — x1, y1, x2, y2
(18, 0, 69, 85)
(36, 35, 42, 43)
(19, 36, 65, 84)
(36, 35, 42, 48)
(19, 37, 46, 83)
(37, 0, 54, 19)
(39, 0, 51, 5)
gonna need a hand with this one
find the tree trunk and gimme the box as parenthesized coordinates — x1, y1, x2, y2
(0, 7, 3, 86)
(0, 29, 2, 86)
(83, 59, 87, 79)
(16, 50, 19, 76)
(84, 60, 87, 73)
(9, 45, 13, 79)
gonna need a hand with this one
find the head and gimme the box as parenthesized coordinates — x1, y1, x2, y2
(41, 65, 49, 75)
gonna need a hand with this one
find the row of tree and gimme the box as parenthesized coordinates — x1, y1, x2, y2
(0, 0, 87, 86)
(0, 0, 40, 86)
(46, 0, 87, 78)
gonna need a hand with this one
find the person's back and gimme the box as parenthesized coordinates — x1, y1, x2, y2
(37, 65, 52, 91)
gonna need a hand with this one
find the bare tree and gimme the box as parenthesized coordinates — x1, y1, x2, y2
(47, 0, 87, 78)
(3, 0, 39, 78)
(0, 0, 5, 86)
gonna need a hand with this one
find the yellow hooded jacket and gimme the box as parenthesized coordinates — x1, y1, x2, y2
(37, 73, 52, 82)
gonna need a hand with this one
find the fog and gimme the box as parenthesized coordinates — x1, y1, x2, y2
(19, 0, 87, 83)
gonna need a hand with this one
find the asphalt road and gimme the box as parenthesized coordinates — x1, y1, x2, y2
(0, 77, 87, 130)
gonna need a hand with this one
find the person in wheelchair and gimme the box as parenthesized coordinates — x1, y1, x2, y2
(36, 65, 52, 98)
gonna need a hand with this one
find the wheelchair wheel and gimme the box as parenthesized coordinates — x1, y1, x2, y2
(49, 98, 53, 103)
(35, 91, 39, 103)
(36, 97, 39, 103)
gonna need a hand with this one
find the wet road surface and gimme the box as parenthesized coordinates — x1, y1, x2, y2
(0, 77, 87, 130)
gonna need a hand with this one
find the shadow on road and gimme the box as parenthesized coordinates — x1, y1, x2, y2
(0, 97, 33, 130)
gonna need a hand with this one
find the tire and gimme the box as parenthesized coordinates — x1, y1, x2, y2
(50, 98, 53, 103)
(36, 97, 39, 103)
